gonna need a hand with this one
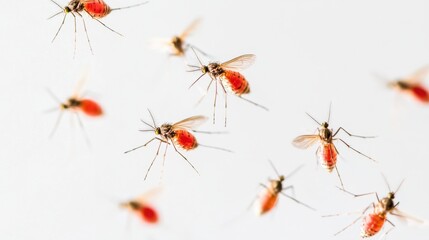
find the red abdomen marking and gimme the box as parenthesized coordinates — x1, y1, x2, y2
(173, 130, 198, 150)
(361, 213, 385, 238)
(410, 85, 429, 103)
(139, 205, 159, 224)
(222, 70, 250, 95)
(256, 189, 278, 215)
(83, 0, 111, 18)
(319, 143, 337, 172)
(80, 99, 103, 116)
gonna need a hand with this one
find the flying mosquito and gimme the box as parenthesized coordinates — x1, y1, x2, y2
(292, 106, 375, 189)
(187, 49, 268, 126)
(48, 0, 147, 56)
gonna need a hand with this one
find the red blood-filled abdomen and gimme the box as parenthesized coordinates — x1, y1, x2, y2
(83, 0, 111, 18)
(80, 99, 103, 116)
(410, 85, 429, 103)
(173, 130, 198, 150)
(255, 189, 278, 215)
(361, 213, 385, 238)
(139, 206, 159, 224)
(222, 70, 250, 95)
(319, 143, 337, 172)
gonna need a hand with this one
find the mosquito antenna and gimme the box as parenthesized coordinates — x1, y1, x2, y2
(327, 102, 332, 124)
(190, 47, 204, 67)
(381, 173, 392, 192)
(75, 112, 92, 148)
(48, 11, 64, 20)
(197, 143, 233, 153)
(49, 110, 64, 138)
(111, 1, 149, 11)
(140, 119, 155, 129)
(147, 109, 157, 128)
(394, 179, 405, 194)
(237, 96, 269, 111)
(305, 112, 322, 126)
(50, 0, 63, 9)
(267, 159, 281, 179)
(45, 88, 62, 104)
(90, 14, 123, 37)
(51, 13, 68, 43)
(284, 164, 305, 180)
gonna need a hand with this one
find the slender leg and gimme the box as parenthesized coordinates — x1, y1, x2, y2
(334, 138, 375, 161)
(171, 141, 199, 175)
(77, 12, 94, 55)
(49, 110, 64, 138)
(279, 192, 316, 211)
(219, 79, 228, 127)
(144, 140, 163, 180)
(333, 127, 376, 139)
(124, 137, 166, 154)
(335, 166, 345, 190)
(332, 204, 372, 236)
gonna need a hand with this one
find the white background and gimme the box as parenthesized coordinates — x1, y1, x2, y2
(1, 0, 429, 239)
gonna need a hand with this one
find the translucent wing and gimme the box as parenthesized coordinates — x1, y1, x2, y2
(292, 135, 320, 149)
(407, 65, 429, 83)
(133, 187, 162, 204)
(179, 18, 201, 40)
(172, 115, 208, 130)
(220, 54, 256, 71)
(391, 208, 428, 226)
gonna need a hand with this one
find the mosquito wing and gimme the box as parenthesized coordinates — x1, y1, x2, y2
(391, 208, 428, 226)
(179, 18, 201, 40)
(172, 115, 208, 130)
(292, 135, 320, 149)
(407, 65, 429, 83)
(220, 54, 256, 71)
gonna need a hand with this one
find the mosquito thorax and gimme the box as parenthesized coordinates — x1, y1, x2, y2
(395, 80, 410, 90)
(68, 0, 84, 12)
(172, 36, 184, 52)
(271, 179, 283, 194)
(379, 194, 395, 213)
(68, 98, 81, 107)
(207, 62, 224, 76)
(159, 124, 174, 138)
(128, 201, 141, 210)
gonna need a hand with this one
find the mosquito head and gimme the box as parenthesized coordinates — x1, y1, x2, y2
(64, 6, 71, 13)
(154, 127, 161, 136)
(279, 175, 285, 182)
(322, 122, 329, 128)
(387, 192, 395, 200)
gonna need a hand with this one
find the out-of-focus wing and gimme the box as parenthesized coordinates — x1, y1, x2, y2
(292, 135, 319, 149)
(407, 65, 429, 83)
(391, 208, 428, 226)
(221, 54, 256, 71)
(172, 115, 208, 130)
(179, 18, 201, 40)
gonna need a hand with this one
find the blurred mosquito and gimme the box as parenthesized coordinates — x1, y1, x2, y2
(48, 0, 147, 56)
(152, 18, 208, 57)
(292, 105, 375, 189)
(45, 75, 102, 147)
(254, 160, 315, 215)
(374, 66, 429, 104)
(120, 188, 160, 225)
(187, 48, 268, 126)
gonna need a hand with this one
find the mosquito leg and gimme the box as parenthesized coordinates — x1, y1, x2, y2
(282, 185, 295, 197)
(280, 192, 316, 211)
(51, 13, 67, 43)
(219, 79, 228, 127)
(195, 78, 214, 107)
(49, 110, 64, 138)
(76, 12, 94, 55)
(334, 166, 345, 190)
(314, 145, 321, 168)
(336, 187, 378, 199)
(335, 138, 375, 161)
(379, 226, 395, 240)
(160, 142, 169, 181)
(144, 140, 163, 180)
(333, 127, 376, 138)
(213, 77, 218, 124)
(124, 137, 166, 154)
(75, 112, 92, 149)
(332, 204, 372, 236)
(171, 141, 199, 175)
(71, 12, 77, 58)
(86, 10, 123, 37)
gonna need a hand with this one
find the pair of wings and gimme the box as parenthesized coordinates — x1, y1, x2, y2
(171, 115, 208, 131)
